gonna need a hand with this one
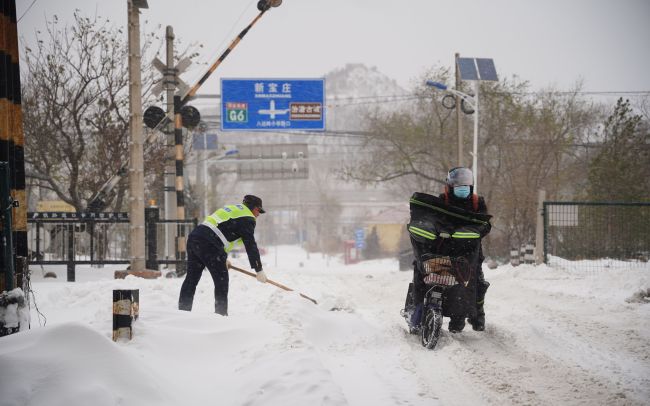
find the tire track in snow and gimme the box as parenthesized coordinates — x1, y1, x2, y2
(317, 266, 649, 405)
(257, 288, 436, 406)
(319, 269, 487, 405)
(457, 280, 650, 405)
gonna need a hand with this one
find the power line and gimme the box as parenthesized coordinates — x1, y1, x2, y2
(197, 92, 650, 112)
(184, 0, 256, 87)
(489, 90, 650, 96)
(17, 0, 38, 22)
(192, 89, 650, 111)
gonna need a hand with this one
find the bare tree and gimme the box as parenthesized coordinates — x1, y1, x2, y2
(343, 66, 455, 195)
(478, 80, 599, 253)
(21, 12, 200, 212)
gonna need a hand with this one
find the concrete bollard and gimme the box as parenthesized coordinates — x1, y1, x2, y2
(112, 289, 139, 341)
(510, 248, 520, 266)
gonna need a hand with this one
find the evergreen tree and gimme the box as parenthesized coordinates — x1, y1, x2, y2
(363, 227, 382, 259)
(587, 98, 650, 201)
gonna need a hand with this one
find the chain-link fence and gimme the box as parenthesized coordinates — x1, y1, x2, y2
(544, 202, 650, 272)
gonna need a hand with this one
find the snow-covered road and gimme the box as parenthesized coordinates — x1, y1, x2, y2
(1, 246, 648, 406)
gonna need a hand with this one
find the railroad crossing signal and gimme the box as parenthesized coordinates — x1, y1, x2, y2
(151, 56, 191, 98)
(146, 56, 200, 129)
(143, 105, 201, 129)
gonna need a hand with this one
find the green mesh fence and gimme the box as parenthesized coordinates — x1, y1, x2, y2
(544, 202, 650, 271)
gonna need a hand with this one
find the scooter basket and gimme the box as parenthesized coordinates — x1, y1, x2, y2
(420, 255, 473, 287)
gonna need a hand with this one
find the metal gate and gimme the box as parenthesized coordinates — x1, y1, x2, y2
(27, 210, 196, 281)
(543, 202, 650, 271)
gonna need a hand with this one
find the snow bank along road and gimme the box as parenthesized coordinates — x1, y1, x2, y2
(1, 246, 648, 406)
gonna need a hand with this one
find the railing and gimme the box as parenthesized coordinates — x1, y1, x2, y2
(27, 210, 196, 281)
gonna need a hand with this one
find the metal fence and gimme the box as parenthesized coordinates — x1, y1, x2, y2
(544, 202, 650, 271)
(27, 211, 196, 280)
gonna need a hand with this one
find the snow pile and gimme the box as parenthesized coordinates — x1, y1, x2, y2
(0, 247, 648, 406)
(492, 260, 650, 304)
(0, 323, 173, 406)
(625, 288, 650, 304)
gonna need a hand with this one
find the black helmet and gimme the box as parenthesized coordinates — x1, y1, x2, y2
(446, 167, 474, 187)
(243, 195, 266, 213)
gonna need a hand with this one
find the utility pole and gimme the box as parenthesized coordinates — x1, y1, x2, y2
(164, 26, 177, 263)
(195, 128, 208, 218)
(194, 124, 209, 218)
(455, 52, 463, 167)
(127, 0, 147, 272)
(535, 189, 546, 265)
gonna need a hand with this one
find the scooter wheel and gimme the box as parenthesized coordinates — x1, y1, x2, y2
(421, 306, 443, 349)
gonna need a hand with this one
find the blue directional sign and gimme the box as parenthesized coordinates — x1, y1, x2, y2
(355, 228, 365, 249)
(221, 78, 325, 131)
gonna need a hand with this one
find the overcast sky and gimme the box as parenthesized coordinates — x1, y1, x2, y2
(16, 0, 650, 95)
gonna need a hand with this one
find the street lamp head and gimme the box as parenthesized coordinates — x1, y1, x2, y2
(257, 0, 282, 11)
(425, 80, 447, 91)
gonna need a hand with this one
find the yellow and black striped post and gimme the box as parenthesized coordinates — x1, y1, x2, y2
(173, 96, 186, 274)
(112, 289, 139, 341)
(89, 4, 278, 226)
(0, 0, 27, 292)
(167, 6, 275, 277)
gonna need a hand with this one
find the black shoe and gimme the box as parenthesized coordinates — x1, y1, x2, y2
(448, 317, 465, 333)
(468, 314, 485, 331)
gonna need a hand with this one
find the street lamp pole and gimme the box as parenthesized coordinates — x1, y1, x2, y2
(454, 52, 463, 167)
(472, 81, 479, 193)
(426, 80, 479, 193)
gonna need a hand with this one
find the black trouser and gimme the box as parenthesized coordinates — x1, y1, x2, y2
(474, 245, 489, 314)
(474, 265, 489, 316)
(412, 260, 426, 307)
(178, 227, 229, 315)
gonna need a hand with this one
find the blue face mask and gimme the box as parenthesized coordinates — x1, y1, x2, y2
(453, 185, 471, 199)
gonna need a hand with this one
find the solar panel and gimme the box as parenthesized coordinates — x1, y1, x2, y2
(457, 58, 479, 81)
(476, 58, 498, 81)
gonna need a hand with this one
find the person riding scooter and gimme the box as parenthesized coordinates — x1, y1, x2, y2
(440, 166, 490, 332)
(408, 167, 491, 334)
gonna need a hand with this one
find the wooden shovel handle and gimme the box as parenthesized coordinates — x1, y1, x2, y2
(228, 264, 318, 305)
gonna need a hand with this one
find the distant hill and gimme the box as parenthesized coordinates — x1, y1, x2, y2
(324, 63, 407, 131)
(325, 63, 406, 99)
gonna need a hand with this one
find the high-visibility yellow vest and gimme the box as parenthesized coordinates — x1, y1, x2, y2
(202, 204, 255, 253)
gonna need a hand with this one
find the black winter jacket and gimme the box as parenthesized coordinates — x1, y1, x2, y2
(193, 215, 262, 271)
(408, 192, 491, 262)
